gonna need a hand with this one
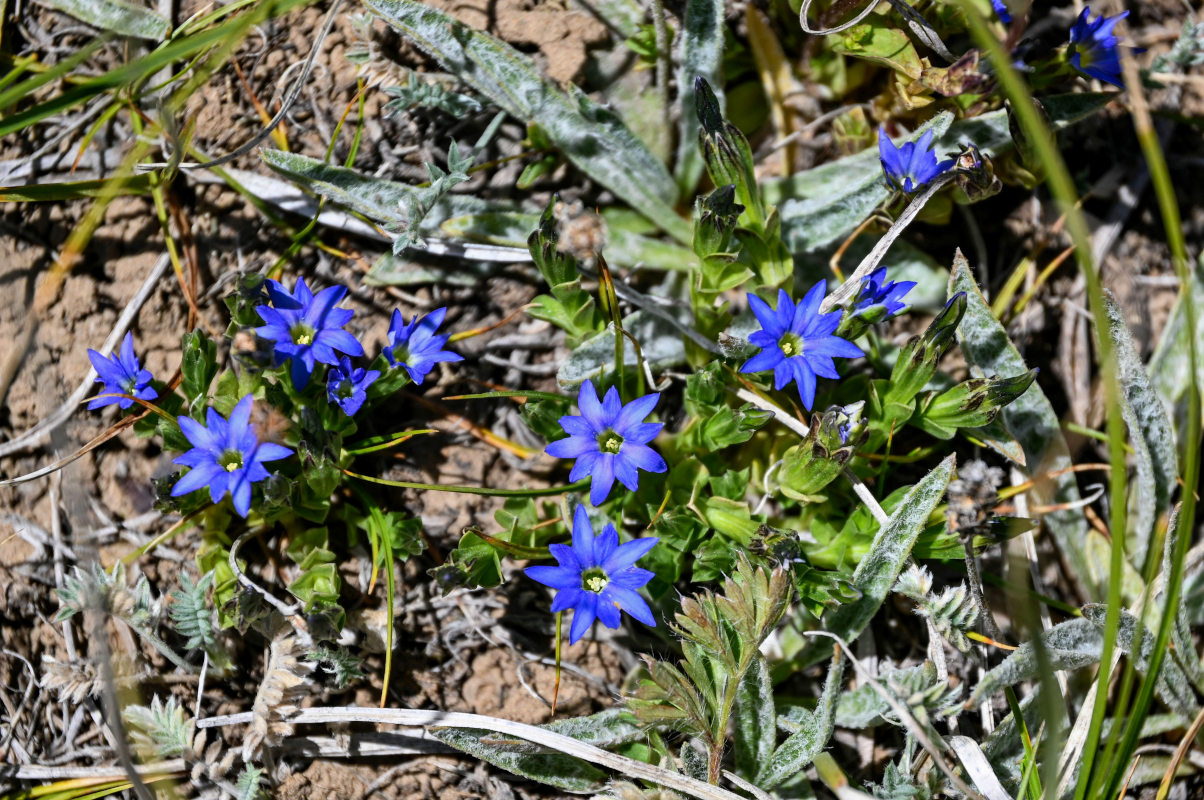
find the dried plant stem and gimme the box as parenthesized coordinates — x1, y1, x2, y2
(198, 706, 749, 800)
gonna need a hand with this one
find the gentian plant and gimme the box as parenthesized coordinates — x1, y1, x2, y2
(877, 127, 956, 194)
(1068, 7, 1130, 88)
(171, 395, 293, 518)
(740, 285, 864, 410)
(86, 332, 157, 410)
(383, 307, 463, 385)
(524, 504, 658, 644)
(545, 379, 667, 506)
(254, 277, 364, 389)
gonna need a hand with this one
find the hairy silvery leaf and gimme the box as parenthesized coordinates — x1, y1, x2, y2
(123, 695, 191, 757)
(557, 308, 691, 387)
(674, 0, 724, 196)
(169, 571, 216, 652)
(968, 618, 1103, 705)
(37, 0, 169, 39)
(235, 766, 267, 800)
(542, 709, 645, 748)
(433, 727, 607, 792)
(1104, 293, 1178, 570)
(1081, 605, 1198, 721)
(384, 73, 481, 116)
(806, 455, 954, 666)
(950, 253, 1104, 599)
(733, 655, 775, 779)
(259, 148, 472, 254)
(363, 0, 689, 244)
(1149, 250, 1204, 446)
(756, 653, 844, 788)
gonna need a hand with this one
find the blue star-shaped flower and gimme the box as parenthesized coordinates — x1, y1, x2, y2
(254, 277, 364, 390)
(382, 307, 463, 385)
(740, 285, 864, 411)
(171, 395, 294, 518)
(525, 504, 658, 644)
(326, 356, 380, 417)
(878, 128, 956, 194)
(991, 0, 1011, 23)
(854, 267, 917, 320)
(545, 380, 667, 506)
(1069, 7, 1128, 88)
(86, 332, 157, 411)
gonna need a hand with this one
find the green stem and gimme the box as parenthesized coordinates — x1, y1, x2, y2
(1101, 54, 1202, 800)
(444, 390, 568, 403)
(344, 429, 438, 456)
(957, 5, 1127, 797)
(343, 469, 589, 497)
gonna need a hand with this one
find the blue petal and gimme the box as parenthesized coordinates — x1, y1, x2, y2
(588, 456, 616, 506)
(230, 476, 253, 518)
(594, 594, 622, 629)
(526, 564, 579, 590)
(568, 595, 598, 643)
(571, 504, 595, 565)
(601, 536, 658, 574)
(613, 455, 640, 492)
(560, 415, 596, 437)
(747, 293, 783, 333)
(808, 335, 864, 360)
(178, 415, 220, 452)
(613, 393, 659, 437)
(793, 360, 818, 410)
(577, 380, 607, 429)
(621, 421, 663, 446)
(594, 525, 619, 565)
(171, 460, 222, 497)
(551, 587, 586, 614)
(546, 434, 596, 459)
(606, 585, 655, 625)
(741, 347, 783, 375)
(599, 385, 622, 423)
(548, 542, 582, 572)
(621, 443, 666, 475)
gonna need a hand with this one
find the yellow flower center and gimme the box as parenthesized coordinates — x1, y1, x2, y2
(779, 332, 803, 357)
(601, 434, 622, 454)
(582, 568, 609, 593)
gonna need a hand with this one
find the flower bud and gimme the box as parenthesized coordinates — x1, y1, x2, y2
(1006, 98, 1050, 183)
(913, 369, 1038, 439)
(693, 184, 744, 258)
(886, 293, 968, 405)
(695, 77, 763, 227)
(780, 402, 868, 502)
(951, 143, 1002, 205)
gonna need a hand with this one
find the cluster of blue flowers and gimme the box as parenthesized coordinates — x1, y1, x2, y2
(533, 380, 667, 643)
(253, 276, 462, 404)
(88, 276, 460, 519)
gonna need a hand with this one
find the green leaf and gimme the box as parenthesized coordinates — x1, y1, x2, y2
(733, 655, 775, 779)
(769, 93, 1113, 254)
(364, 0, 690, 244)
(674, 0, 725, 197)
(757, 653, 844, 788)
(968, 618, 1103, 706)
(39, 0, 170, 40)
(181, 330, 218, 419)
(1104, 294, 1177, 570)
(432, 727, 608, 792)
(949, 252, 1103, 599)
(812, 455, 954, 663)
(832, 16, 923, 80)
